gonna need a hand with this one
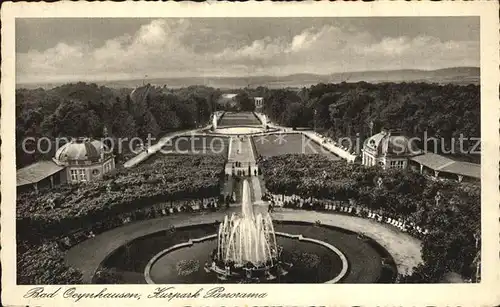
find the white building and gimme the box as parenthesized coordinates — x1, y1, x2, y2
(53, 137, 116, 183)
(17, 137, 116, 193)
(361, 129, 420, 170)
(254, 97, 264, 110)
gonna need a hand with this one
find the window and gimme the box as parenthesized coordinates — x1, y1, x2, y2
(70, 169, 78, 181)
(390, 160, 405, 169)
(78, 169, 87, 181)
(104, 161, 111, 173)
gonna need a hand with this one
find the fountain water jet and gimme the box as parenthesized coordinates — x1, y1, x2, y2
(207, 179, 290, 281)
(212, 114, 218, 130)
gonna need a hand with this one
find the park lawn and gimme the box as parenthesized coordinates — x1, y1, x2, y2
(253, 133, 340, 160)
(159, 135, 230, 157)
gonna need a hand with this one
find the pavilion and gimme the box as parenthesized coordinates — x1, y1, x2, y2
(17, 137, 115, 193)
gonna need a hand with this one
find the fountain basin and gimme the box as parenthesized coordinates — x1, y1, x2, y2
(144, 231, 348, 284)
(94, 221, 398, 284)
(207, 126, 281, 135)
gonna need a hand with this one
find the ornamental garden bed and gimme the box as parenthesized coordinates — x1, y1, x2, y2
(158, 135, 230, 157)
(252, 133, 339, 159)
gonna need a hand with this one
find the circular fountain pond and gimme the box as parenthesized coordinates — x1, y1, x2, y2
(146, 231, 347, 284)
(96, 221, 397, 284)
(95, 177, 396, 284)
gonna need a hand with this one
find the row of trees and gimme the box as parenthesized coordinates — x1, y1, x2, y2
(258, 154, 480, 282)
(234, 92, 256, 111)
(260, 82, 480, 161)
(16, 81, 480, 168)
(15, 83, 223, 168)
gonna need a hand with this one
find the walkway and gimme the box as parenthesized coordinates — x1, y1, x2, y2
(123, 129, 203, 168)
(301, 130, 357, 162)
(227, 136, 255, 163)
(225, 135, 259, 176)
(273, 210, 423, 275)
(65, 208, 422, 283)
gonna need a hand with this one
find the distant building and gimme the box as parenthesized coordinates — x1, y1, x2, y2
(361, 129, 420, 170)
(361, 129, 480, 183)
(254, 97, 264, 110)
(17, 137, 115, 193)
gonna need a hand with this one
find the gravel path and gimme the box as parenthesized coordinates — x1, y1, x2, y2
(65, 208, 422, 283)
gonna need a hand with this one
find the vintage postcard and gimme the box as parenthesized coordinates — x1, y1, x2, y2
(1, 1, 499, 306)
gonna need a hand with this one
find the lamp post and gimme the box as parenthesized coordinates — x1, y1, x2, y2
(313, 109, 317, 132)
(435, 191, 442, 206)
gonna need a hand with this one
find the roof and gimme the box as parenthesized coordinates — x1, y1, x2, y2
(440, 161, 480, 179)
(363, 130, 419, 156)
(221, 93, 238, 99)
(17, 160, 65, 186)
(410, 153, 480, 179)
(410, 152, 454, 170)
(130, 84, 152, 105)
(364, 132, 385, 149)
(54, 138, 107, 163)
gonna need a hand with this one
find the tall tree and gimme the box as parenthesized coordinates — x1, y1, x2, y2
(235, 92, 255, 111)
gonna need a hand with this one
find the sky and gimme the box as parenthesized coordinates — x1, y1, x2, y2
(16, 17, 480, 84)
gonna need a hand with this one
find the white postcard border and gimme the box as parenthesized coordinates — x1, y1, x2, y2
(1, 1, 499, 306)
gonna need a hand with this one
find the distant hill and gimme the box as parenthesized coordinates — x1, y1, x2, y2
(17, 67, 479, 90)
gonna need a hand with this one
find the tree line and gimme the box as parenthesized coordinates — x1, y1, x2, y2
(15, 83, 222, 168)
(260, 82, 480, 162)
(16, 81, 480, 168)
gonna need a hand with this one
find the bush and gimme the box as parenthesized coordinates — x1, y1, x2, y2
(259, 154, 480, 283)
(17, 242, 83, 284)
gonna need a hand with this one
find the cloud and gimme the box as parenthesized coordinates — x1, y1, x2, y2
(213, 24, 478, 73)
(16, 19, 479, 83)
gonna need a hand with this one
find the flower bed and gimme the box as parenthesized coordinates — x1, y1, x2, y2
(176, 260, 200, 276)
